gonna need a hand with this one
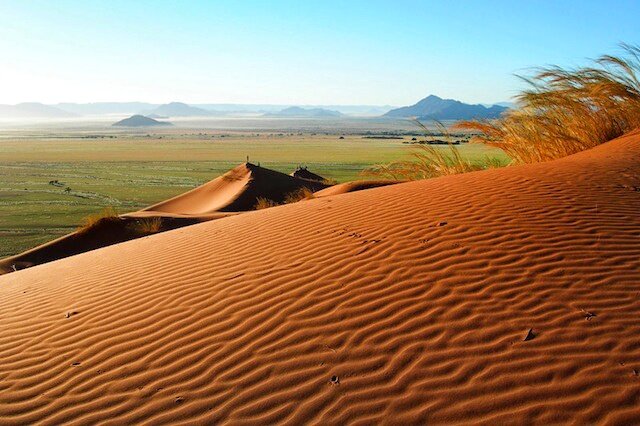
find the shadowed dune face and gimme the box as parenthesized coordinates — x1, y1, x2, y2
(0, 131, 640, 423)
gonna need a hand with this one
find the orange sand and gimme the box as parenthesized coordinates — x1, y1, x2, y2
(0, 131, 639, 424)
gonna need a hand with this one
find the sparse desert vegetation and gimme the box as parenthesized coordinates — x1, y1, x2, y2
(459, 44, 640, 163)
(254, 197, 280, 210)
(129, 217, 162, 234)
(77, 207, 120, 234)
(284, 187, 315, 204)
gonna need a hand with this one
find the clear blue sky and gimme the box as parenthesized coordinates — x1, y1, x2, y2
(0, 0, 638, 105)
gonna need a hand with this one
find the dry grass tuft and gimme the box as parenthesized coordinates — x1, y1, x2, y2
(77, 207, 120, 234)
(363, 120, 507, 181)
(284, 187, 315, 204)
(130, 217, 163, 234)
(458, 43, 640, 164)
(254, 197, 280, 210)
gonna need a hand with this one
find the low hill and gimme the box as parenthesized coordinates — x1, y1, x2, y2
(384, 95, 508, 120)
(112, 115, 172, 127)
(265, 106, 343, 118)
(0, 130, 638, 423)
(0, 102, 78, 119)
(148, 102, 212, 117)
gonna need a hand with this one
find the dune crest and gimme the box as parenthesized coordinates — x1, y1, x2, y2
(1, 131, 640, 423)
(142, 162, 329, 214)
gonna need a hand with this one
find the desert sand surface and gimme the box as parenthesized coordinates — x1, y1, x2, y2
(0, 130, 639, 424)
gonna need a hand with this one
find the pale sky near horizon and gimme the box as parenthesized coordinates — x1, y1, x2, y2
(0, 0, 638, 106)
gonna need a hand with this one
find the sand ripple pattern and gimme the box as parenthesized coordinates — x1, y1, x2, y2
(1, 131, 640, 424)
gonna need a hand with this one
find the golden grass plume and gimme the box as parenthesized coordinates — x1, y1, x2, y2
(77, 207, 120, 234)
(284, 187, 315, 204)
(130, 217, 163, 234)
(254, 197, 279, 210)
(457, 43, 640, 163)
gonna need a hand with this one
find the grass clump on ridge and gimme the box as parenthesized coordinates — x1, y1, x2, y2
(284, 187, 315, 204)
(254, 187, 317, 210)
(77, 206, 120, 234)
(129, 217, 162, 234)
(254, 197, 280, 210)
(363, 120, 507, 181)
(458, 43, 640, 164)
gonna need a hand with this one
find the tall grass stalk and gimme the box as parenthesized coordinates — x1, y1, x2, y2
(458, 43, 640, 163)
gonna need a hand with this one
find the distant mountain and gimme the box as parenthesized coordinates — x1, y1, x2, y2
(265, 106, 343, 118)
(112, 115, 172, 127)
(147, 102, 212, 117)
(384, 95, 508, 121)
(0, 103, 78, 119)
(56, 102, 157, 116)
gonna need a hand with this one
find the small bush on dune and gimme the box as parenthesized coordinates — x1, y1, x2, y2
(284, 187, 315, 204)
(77, 207, 120, 233)
(129, 217, 162, 234)
(254, 197, 279, 210)
(458, 43, 640, 164)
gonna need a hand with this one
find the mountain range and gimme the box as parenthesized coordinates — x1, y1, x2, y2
(384, 95, 508, 120)
(0, 97, 511, 120)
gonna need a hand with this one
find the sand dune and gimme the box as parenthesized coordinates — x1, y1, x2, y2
(143, 162, 329, 215)
(1, 131, 639, 424)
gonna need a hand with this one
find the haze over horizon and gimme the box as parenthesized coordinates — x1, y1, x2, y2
(1, 0, 639, 106)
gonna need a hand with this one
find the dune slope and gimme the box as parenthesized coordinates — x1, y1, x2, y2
(1, 131, 640, 424)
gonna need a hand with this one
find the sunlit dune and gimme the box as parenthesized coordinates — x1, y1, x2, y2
(0, 130, 639, 423)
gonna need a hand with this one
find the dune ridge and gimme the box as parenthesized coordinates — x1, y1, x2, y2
(0, 131, 639, 424)
(142, 162, 329, 214)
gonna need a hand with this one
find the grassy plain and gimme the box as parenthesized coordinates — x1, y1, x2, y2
(0, 130, 507, 256)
